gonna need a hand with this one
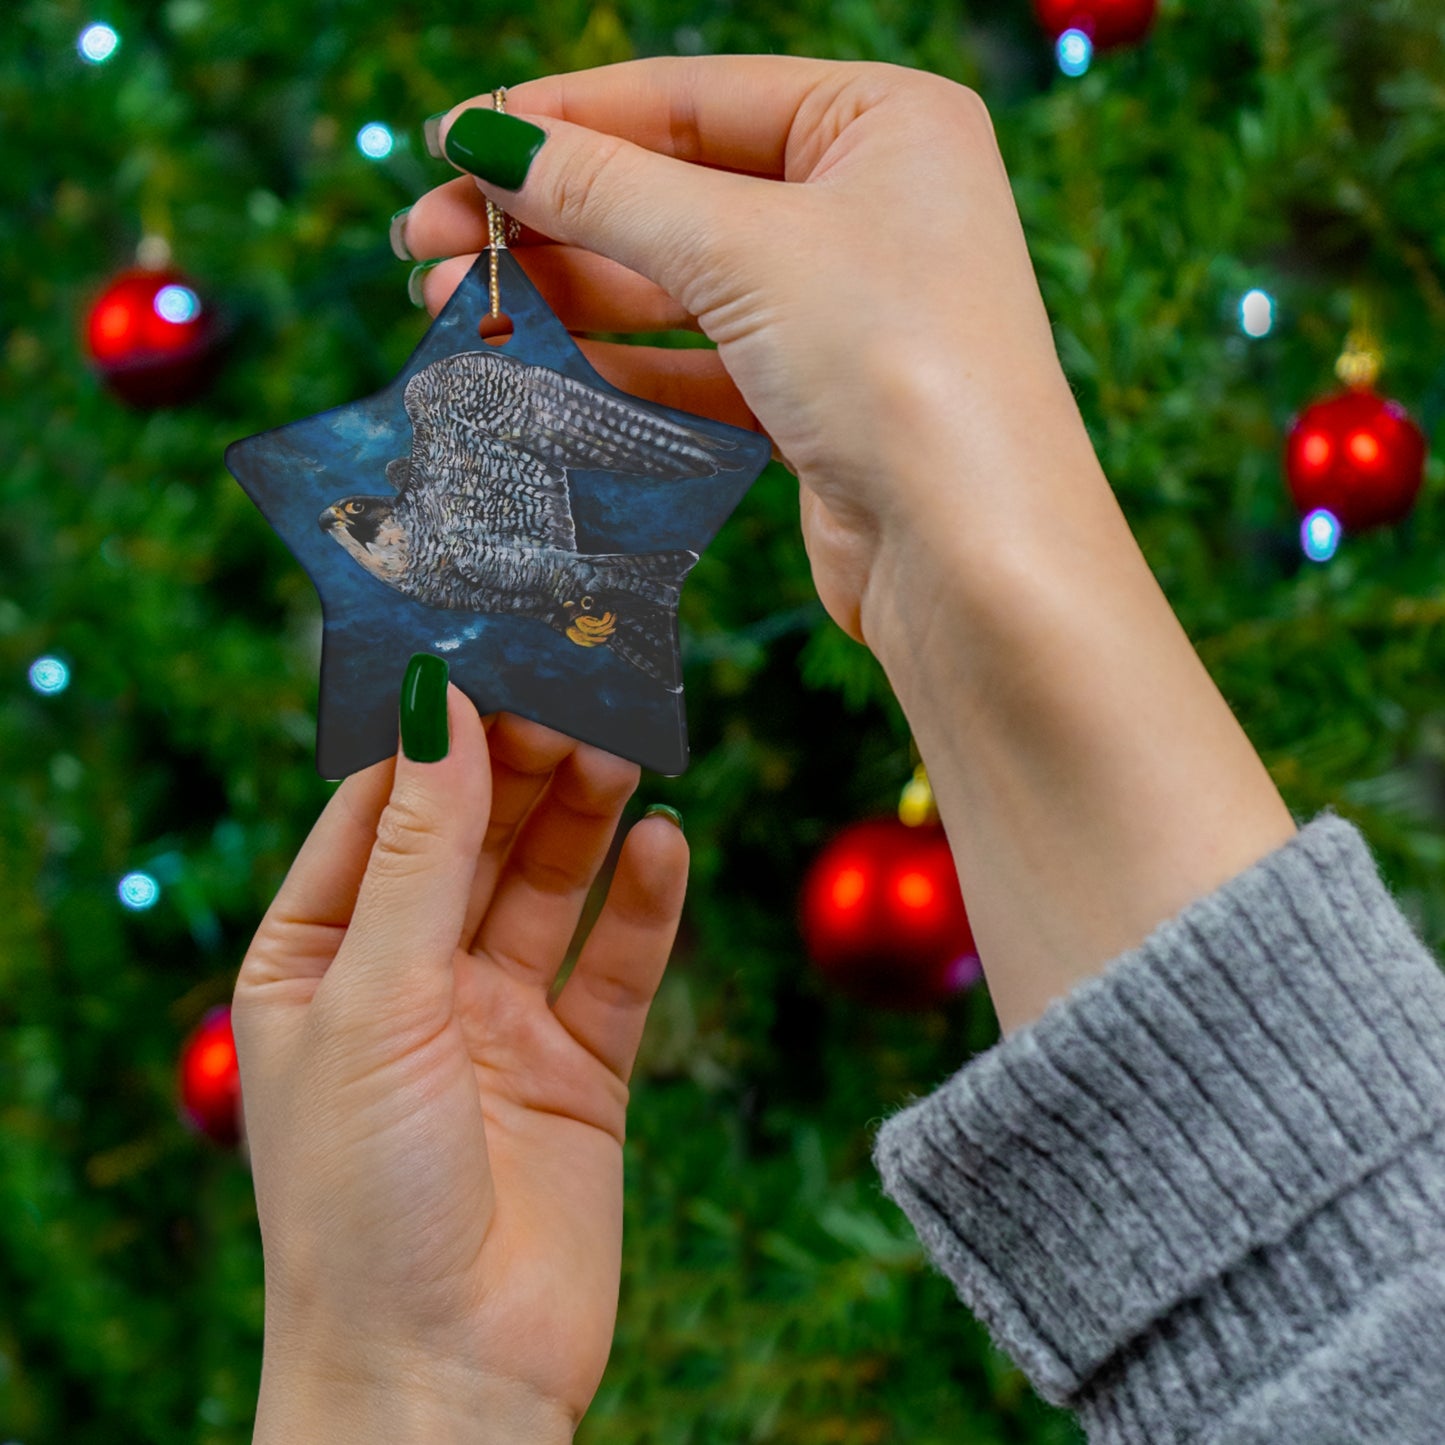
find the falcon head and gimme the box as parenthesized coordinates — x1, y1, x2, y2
(319, 495, 411, 583)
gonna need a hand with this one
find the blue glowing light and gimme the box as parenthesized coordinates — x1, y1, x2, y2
(1301, 508, 1341, 563)
(28, 657, 70, 695)
(1057, 28, 1093, 77)
(356, 123, 395, 159)
(1240, 288, 1275, 338)
(78, 23, 120, 64)
(153, 284, 201, 324)
(118, 871, 161, 910)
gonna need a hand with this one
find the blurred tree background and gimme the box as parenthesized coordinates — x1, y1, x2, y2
(4, 0, 1445, 1440)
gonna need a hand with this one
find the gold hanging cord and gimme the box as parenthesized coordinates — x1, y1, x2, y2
(485, 87, 520, 321)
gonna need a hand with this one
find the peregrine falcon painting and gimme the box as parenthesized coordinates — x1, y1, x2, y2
(225, 246, 771, 780)
(318, 349, 738, 693)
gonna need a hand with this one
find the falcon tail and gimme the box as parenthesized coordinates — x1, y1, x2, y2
(576, 549, 699, 692)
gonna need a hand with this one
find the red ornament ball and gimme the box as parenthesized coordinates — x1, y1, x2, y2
(1285, 388, 1427, 533)
(800, 818, 980, 1011)
(178, 1006, 242, 1147)
(84, 267, 220, 407)
(1033, 0, 1157, 49)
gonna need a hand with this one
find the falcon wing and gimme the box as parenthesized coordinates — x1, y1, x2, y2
(408, 349, 741, 481)
(398, 360, 577, 551)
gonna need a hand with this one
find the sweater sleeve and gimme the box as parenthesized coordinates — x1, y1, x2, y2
(870, 811, 1445, 1444)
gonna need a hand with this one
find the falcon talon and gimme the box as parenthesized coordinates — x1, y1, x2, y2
(566, 610, 617, 647)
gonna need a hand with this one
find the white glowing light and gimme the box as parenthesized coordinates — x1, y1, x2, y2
(1057, 29, 1093, 77)
(357, 123, 395, 159)
(1240, 289, 1275, 338)
(1301, 508, 1341, 563)
(78, 23, 120, 64)
(118, 871, 161, 910)
(154, 284, 201, 324)
(28, 657, 70, 695)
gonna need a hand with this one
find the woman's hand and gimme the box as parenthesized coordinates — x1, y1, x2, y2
(234, 678, 687, 1443)
(401, 59, 1295, 1034)
(401, 56, 1094, 645)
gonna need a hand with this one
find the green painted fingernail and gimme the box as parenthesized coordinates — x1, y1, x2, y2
(407, 260, 440, 308)
(644, 803, 684, 834)
(389, 206, 413, 262)
(423, 112, 447, 159)
(400, 653, 449, 762)
(443, 106, 546, 191)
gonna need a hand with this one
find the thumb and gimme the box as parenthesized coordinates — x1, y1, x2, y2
(437, 101, 767, 318)
(323, 655, 490, 1026)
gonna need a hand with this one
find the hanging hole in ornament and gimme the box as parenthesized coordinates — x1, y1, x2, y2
(479, 312, 514, 346)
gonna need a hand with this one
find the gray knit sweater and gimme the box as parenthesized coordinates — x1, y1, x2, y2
(871, 811, 1445, 1442)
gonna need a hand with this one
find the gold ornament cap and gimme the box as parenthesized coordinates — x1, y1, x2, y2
(898, 764, 938, 827)
(1335, 333, 1382, 390)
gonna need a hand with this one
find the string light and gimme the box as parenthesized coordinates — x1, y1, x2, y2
(118, 872, 161, 911)
(153, 284, 201, 324)
(78, 22, 120, 64)
(1057, 29, 1093, 76)
(1240, 289, 1275, 338)
(28, 657, 70, 695)
(356, 122, 394, 159)
(1301, 508, 1341, 563)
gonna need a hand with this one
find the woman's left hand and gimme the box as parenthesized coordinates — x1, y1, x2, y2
(233, 684, 687, 1443)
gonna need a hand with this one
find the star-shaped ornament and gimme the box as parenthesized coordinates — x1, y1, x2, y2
(226, 250, 770, 778)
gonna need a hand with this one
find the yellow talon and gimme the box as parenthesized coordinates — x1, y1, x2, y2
(566, 610, 617, 647)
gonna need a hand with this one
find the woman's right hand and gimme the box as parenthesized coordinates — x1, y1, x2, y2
(400, 57, 1100, 646)
(402, 56, 1299, 1038)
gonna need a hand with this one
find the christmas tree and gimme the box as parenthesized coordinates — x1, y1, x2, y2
(3, 1, 1443, 1440)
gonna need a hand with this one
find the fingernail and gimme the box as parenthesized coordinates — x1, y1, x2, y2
(389, 206, 413, 262)
(443, 106, 546, 191)
(400, 653, 450, 762)
(423, 112, 447, 159)
(407, 260, 440, 308)
(644, 803, 684, 834)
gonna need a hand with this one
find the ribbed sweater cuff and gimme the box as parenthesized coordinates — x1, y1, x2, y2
(871, 812, 1445, 1409)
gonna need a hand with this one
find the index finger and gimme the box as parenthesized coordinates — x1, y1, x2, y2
(476, 55, 851, 178)
(236, 756, 394, 992)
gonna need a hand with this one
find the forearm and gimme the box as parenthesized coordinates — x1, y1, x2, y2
(254, 1348, 575, 1445)
(860, 395, 1297, 1033)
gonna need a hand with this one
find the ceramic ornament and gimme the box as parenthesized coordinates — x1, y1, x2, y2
(226, 249, 770, 778)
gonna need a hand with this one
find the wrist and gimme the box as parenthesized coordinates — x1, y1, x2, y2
(857, 365, 1121, 683)
(254, 1347, 575, 1445)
